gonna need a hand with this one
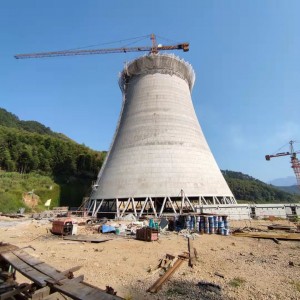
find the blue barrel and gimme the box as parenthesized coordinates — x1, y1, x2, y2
(191, 216, 195, 229)
(204, 218, 209, 231)
(218, 221, 224, 234)
(224, 220, 229, 229)
(200, 225, 204, 234)
(213, 216, 218, 229)
(185, 220, 190, 230)
(214, 221, 218, 230)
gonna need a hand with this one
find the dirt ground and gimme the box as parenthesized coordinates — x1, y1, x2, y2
(0, 216, 300, 300)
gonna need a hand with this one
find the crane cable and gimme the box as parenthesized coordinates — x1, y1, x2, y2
(63, 35, 151, 52)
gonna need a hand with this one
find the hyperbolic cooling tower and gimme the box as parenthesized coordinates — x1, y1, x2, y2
(89, 54, 236, 217)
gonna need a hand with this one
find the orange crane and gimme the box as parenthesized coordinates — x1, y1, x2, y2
(265, 140, 300, 188)
(14, 34, 189, 59)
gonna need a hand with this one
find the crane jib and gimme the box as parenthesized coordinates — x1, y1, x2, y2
(14, 43, 189, 59)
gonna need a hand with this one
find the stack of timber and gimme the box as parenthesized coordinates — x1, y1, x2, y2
(0, 243, 123, 300)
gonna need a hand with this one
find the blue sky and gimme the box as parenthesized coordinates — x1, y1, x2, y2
(1, 1, 299, 183)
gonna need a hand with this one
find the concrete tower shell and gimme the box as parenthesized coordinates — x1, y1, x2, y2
(90, 54, 235, 208)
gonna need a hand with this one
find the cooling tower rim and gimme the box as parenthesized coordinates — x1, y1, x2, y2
(118, 53, 196, 93)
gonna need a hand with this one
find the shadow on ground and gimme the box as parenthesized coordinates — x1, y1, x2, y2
(123, 278, 233, 300)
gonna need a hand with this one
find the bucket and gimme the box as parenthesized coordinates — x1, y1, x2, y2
(149, 219, 154, 228)
(224, 228, 230, 236)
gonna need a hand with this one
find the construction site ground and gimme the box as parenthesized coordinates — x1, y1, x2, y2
(0, 216, 299, 300)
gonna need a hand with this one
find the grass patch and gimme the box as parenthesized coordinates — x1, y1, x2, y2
(0, 171, 60, 213)
(228, 277, 246, 288)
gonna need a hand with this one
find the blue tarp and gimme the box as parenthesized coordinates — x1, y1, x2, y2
(101, 225, 116, 233)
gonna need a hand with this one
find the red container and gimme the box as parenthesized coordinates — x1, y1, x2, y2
(51, 218, 75, 235)
(136, 227, 159, 241)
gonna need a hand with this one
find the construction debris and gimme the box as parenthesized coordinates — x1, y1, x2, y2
(0, 243, 123, 299)
(50, 218, 78, 235)
(63, 235, 112, 243)
(136, 227, 159, 242)
(267, 224, 297, 231)
(233, 232, 300, 241)
(148, 254, 176, 275)
(147, 252, 189, 293)
(188, 237, 198, 268)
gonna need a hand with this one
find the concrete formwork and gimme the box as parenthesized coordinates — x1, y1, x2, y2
(88, 54, 235, 218)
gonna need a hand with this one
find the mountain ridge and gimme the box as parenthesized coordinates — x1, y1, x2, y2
(0, 107, 70, 141)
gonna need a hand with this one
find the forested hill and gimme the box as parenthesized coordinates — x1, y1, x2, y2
(0, 107, 298, 212)
(0, 108, 69, 141)
(222, 170, 299, 203)
(0, 107, 105, 178)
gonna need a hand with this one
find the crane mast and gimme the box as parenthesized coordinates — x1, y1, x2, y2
(265, 140, 300, 188)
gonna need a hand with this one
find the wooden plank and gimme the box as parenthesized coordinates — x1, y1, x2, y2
(43, 292, 70, 300)
(233, 232, 300, 241)
(34, 263, 66, 281)
(13, 250, 42, 265)
(0, 243, 19, 255)
(57, 275, 84, 285)
(267, 224, 296, 231)
(148, 257, 186, 293)
(61, 265, 82, 275)
(53, 282, 122, 300)
(13, 250, 66, 281)
(1, 252, 49, 287)
(63, 235, 112, 243)
(188, 237, 196, 267)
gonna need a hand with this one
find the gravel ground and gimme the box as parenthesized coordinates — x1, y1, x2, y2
(0, 216, 299, 300)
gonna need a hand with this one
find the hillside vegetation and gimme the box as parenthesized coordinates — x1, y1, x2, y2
(0, 171, 60, 213)
(0, 107, 298, 213)
(222, 170, 300, 203)
(0, 108, 69, 140)
(0, 107, 106, 178)
(0, 108, 105, 212)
